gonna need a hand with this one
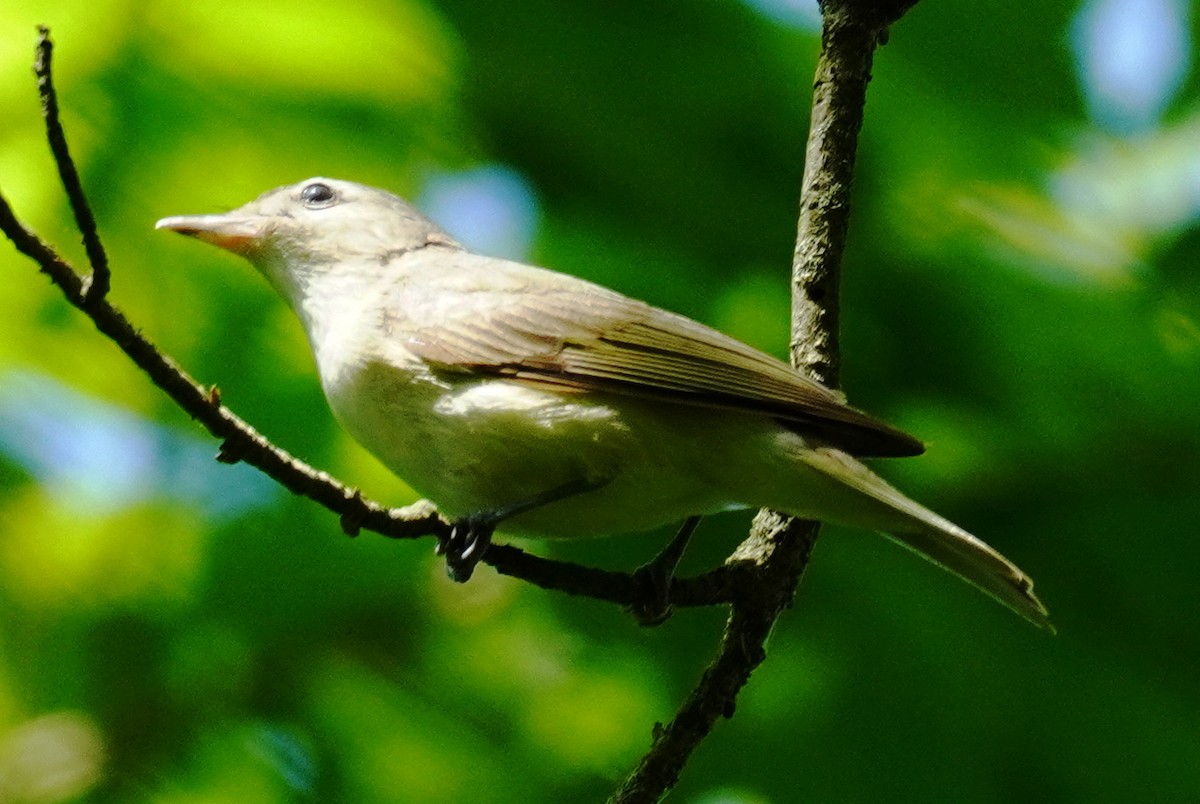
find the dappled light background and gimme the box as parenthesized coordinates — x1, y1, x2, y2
(1, 0, 1198, 801)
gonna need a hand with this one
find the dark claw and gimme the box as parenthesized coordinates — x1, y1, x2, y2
(437, 515, 496, 583)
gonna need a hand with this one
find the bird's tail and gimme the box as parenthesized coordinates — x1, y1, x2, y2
(793, 447, 1052, 631)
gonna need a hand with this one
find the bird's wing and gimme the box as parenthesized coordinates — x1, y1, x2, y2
(398, 259, 923, 458)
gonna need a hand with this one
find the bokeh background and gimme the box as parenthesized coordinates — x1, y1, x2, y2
(2, 0, 1199, 801)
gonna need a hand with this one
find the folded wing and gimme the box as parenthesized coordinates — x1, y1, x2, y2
(400, 258, 924, 458)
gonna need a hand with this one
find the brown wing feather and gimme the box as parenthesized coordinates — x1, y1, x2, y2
(398, 263, 923, 458)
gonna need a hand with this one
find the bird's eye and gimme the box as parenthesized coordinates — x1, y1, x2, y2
(300, 182, 337, 208)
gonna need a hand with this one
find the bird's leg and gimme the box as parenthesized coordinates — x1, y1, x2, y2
(629, 515, 703, 626)
(436, 477, 609, 583)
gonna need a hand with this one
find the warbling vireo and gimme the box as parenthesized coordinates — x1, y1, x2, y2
(157, 177, 1049, 629)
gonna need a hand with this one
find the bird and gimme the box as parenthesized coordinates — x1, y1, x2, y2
(156, 177, 1050, 629)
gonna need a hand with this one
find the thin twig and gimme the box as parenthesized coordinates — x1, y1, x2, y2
(0, 188, 741, 611)
(608, 1, 918, 800)
(0, 191, 433, 532)
(4, 36, 739, 615)
(34, 26, 110, 304)
(487, 544, 736, 608)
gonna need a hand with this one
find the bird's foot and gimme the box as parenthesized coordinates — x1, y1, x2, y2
(629, 516, 702, 626)
(436, 515, 496, 583)
(435, 478, 610, 584)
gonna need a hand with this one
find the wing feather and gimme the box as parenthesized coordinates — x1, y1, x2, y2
(394, 258, 924, 457)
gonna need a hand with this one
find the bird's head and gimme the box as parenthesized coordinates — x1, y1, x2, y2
(156, 177, 457, 298)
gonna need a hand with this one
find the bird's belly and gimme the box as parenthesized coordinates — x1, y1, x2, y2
(323, 358, 728, 536)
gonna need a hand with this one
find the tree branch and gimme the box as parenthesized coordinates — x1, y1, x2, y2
(1, 30, 741, 616)
(608, 2, 917, 800)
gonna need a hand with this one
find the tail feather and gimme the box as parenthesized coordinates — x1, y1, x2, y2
(797, 448, 1052, 631)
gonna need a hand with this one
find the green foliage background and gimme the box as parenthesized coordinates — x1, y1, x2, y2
(2, 0, 1199, 801)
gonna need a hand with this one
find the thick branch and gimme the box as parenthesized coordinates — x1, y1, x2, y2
(609, 2, 913, 800)
(790, 3, 893, 385)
